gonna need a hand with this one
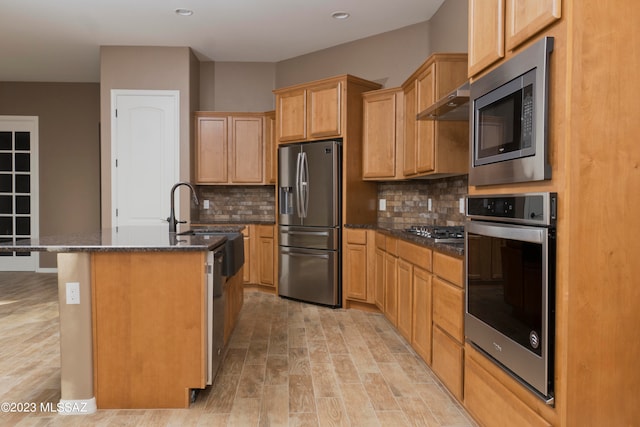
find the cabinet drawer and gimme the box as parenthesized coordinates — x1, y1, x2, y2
(375, 232, 386, 250)
(397, 240, 432, 271)
(258, 224, 274, 238)
(385, 236, 398, 256)
(432, 325, 464, 401)
(432, 277, 464, 342)
(465, 354, 552, 427)
(345, 228, 368, 245)
(433, 251, 463, 288)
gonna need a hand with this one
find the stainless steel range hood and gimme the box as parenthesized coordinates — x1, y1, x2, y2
(417, 82, 469, 121)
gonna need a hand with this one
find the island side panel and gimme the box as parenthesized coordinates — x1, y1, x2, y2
(91, 251, 207, 409)
(57, 252, 96, 413)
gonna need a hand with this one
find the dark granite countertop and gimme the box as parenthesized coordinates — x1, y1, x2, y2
(344, 223, 464, 257)
(0, 225, 233, 253)
(192, 220, 276, 226)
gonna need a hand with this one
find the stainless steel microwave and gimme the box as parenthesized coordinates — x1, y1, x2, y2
(469, 37, 554, 186)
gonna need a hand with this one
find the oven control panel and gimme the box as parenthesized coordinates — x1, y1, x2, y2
(466, 192, 557, 226)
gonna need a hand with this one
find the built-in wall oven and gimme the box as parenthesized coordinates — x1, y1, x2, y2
(465, 193, 556, 404)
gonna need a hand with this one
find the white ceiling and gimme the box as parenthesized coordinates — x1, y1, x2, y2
(2, 0, 446, 83)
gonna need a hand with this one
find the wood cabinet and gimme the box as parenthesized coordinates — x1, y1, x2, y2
(464, 346, 552, 427)
(401, 54, 469, 178)
(257, 224, 275, 288)
(362, 88, 404, 180)
(91, 252, 206, 408)
(383, 237, 398, 326)
(505, 0, 561, 51)
(194, 112, 265, 185)
(396, 258, 413, 341)
(275, 78, 354, 143)
(242, 226, 251, 284)
(412, 266, 433, 364)
(307, 80, 342, 139)
(374, 234, 386, 310)
(264, 111, 276, 184)
(431, 252, 465, 400)
(241, 224, 277, 292)
(468, 0, 561, 77)
(344, 228, 375, 304)
(224, 270, 244, 344)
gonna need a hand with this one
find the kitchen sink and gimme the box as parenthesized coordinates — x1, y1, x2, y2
(179, 229, 244, 277)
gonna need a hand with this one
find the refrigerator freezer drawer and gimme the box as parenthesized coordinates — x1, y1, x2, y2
(278, 246, 340, 307)
(279, 226, 340, 251)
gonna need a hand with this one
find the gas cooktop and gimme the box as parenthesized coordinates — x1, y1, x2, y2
(404, 225, 464, 243)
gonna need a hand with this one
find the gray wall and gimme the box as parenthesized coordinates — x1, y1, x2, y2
(0, 83, 101, 268)
(99, 46, 199, 228)
(428, 0, 469, 53)
(275, 21, 432, 89)
(199, 0, 469, 109)
(199, 62, 276, 112)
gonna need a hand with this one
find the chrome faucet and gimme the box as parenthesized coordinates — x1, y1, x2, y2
(168, 182, 199, 233)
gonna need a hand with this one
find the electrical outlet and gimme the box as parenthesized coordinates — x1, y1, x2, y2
(428, 198, 433, 212)
(459, 198, 465, 214)
(66, 282, 80, 305)
(203, 200, 210, 209)
(379, 198, 386, 211)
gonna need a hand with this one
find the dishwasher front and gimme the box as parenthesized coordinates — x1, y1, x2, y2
(206, 247, 225, 385)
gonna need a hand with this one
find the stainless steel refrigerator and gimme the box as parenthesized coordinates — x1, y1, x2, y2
(278, 139, 341, 307)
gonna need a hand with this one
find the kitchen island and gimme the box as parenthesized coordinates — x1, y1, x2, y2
(0, 225, 238, 412)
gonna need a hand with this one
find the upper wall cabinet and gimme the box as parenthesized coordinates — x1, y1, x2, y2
(194, 112, 265, 185)
(274, 75, 381, 144)
(468, 0, 561, 77)
(263, 111, 276, 184)
(362, 88, 404, 180)
(401, 54, 469, 179)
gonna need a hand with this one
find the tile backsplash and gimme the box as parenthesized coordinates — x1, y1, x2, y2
(377, 175, 468, 229)
(192, 177, 467, 227)
(194, 185, 276, 223)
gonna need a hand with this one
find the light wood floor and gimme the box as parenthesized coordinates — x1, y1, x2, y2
(0, 272, 476, 426)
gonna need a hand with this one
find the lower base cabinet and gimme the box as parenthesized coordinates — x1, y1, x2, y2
(432, 325, 464, 401)
(411, 266, 432, 364)
(464, 350, 552, 427)
(224, 270, 244, 344)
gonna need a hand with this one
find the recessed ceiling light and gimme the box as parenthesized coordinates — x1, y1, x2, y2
(175, 8, 194, 16)
(331, 11, 350, 20)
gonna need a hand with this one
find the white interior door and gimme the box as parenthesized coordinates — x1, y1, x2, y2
(0, 116, 39, 271)
(111, 90, 179, 228)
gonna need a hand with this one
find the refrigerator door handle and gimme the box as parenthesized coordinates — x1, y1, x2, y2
(295, 152, 303, 218)
(284, 230, 331, 237)
(286, 251, 330, 260)
(301, 151, 309, 218)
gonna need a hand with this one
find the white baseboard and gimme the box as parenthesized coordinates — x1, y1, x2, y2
(37, 267, 58, 273)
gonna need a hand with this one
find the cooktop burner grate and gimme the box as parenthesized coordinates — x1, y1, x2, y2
(404, 225, 464, 243)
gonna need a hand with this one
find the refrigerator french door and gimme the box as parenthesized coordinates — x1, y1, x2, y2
(278, 140, 341, 307)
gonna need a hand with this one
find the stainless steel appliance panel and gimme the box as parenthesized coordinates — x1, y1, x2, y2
(465, 192, 556, 403)
(299, 140, 340, 227)
(278, 144, 303, 226)
(469, 36, 554, 186)
(206, 248, 225, 385)
(279, 225, 339, 251)
(278, 140, 340, 227)
(279, 246, 339, 307)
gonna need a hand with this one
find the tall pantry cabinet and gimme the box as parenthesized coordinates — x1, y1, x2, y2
(466, 0, 640, 426)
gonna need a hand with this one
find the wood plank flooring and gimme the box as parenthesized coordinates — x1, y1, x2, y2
(0, 272, 476, 426)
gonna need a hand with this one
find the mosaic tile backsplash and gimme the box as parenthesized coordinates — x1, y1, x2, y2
(194, 185, 276, 223)
(376, 175, 468, 229)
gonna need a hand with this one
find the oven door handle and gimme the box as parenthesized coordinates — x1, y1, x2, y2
(466, 221, 546, 244)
